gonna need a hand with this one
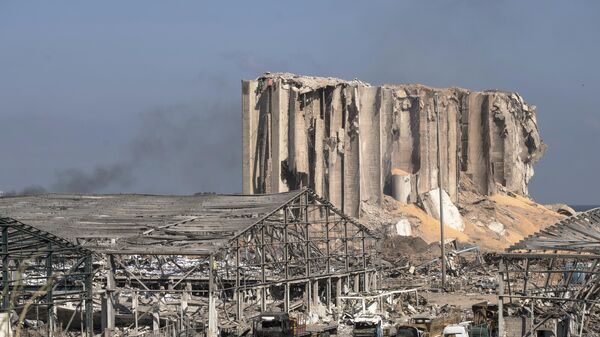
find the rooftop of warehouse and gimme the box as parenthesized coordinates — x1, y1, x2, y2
(0, 190, 304, 255)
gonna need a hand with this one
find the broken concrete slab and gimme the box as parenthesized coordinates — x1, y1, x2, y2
(487, 221, 506, 236)
(395, 218, 413, 236)
(419, 188, 465, 232)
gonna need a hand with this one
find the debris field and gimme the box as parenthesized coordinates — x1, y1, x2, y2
(0, 73, 596, 337)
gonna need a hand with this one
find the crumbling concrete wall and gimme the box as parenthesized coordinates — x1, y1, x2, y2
(242, 73, 546, 217)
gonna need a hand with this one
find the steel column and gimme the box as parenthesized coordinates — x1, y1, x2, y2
(85, 254, 93, 337)
(1, 226, 8, 310)
(343, 221, 349, 272)
(498, 269, 505, 337)
(46, 242, 55, 337)
(260, 225, 266, 311)
(235, 237, 242, 320)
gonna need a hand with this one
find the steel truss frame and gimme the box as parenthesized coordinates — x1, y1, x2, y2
(500, 253, 600, 336)
(0, 217, 93, 337)
(3, 189, 377, 336)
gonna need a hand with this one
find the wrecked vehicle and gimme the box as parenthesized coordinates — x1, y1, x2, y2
(441, 325, 468, 337)
(468, 325, 490, 337)
(352, 315, 383, 337)
(408, 314, 461, 337)
(396, 325, 425, 337)
(253, 312, 337, 337)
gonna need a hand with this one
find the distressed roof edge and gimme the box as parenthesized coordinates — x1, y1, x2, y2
(506, 207, 600, 253)
(250, 72, 527, 97)
(0, 216, 92, 255)
(306, 189, 380, 240)
(228, 188, 378, 243)
(1, 188, 375, 256)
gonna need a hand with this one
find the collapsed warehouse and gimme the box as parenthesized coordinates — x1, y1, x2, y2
(499, 207, 600, 337)
(3, 194, 599, 337)
(0, 189, 377, 336)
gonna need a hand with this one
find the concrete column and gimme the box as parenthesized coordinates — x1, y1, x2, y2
(354, 274, 360, 293)
(326, 278, 332, 310)
(236, 290, 243, 320)
(306, 281, 312, 312)
(284, 283, 290, 313)
(343, 87, 361, 217)
(242, 80, 259, 194)
(101, 294, 115, 337)
(208, 255, 218, 337)
(133, 291, 139, 335)
(105, 255, 116, 332)
(182, 283, 190, 313)
(335, 278, 342, 308)
(181, 283, 189, 331)
(312, 280, 319, 307)
(328, 87, 344, 208)
(235, 289, 244, 320)
(152, 306, 160, 332)
(364, 273, 370, 293)
(271, 79, 289, 193)
(358, 86, 383, 207)
(260, 287, 267, 312)
(371, 272, 378, 291)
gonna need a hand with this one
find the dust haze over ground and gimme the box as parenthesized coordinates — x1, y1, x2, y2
(0, 1, 599, 203)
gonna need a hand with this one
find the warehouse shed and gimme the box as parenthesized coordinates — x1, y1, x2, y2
(0, 188, 378, 336)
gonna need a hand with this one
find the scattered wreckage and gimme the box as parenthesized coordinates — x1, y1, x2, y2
(1, 188, 599, 337)
(252, 312, 337, 337)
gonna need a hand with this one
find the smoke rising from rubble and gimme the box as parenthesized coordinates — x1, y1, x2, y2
(37, 94, 238, 194)
(128, 101, 240, 192)
(51, 164, 134, 193)
(2, 185, 48, 196)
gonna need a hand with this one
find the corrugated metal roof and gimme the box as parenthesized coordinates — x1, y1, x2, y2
(507, 207, 600, 253)
(0, 190, 304, 255)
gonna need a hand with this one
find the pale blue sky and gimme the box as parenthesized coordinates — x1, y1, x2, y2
(1, 1, 599, 204)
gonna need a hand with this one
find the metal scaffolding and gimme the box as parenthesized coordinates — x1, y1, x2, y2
(499, 208, 600, 337)
(0, 217, 94, 336)
(0, 188, 378, 336)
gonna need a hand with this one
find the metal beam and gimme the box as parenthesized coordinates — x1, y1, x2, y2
(1, 226, 8, 310)
(46, 241, 55, 337)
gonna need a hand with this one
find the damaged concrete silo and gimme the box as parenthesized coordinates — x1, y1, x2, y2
(242, 73, 546, 217)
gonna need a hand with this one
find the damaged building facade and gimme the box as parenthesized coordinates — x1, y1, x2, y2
(242, 73, 546, 217)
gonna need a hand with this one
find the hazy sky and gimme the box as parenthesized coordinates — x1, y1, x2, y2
(1, 1, 599, 204)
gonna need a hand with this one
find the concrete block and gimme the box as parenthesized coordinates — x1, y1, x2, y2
(420, 188, 465, 232)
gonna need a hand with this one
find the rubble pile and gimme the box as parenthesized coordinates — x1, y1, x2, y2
(378, 236, 499, 293)
(361, 173, 564, 251)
